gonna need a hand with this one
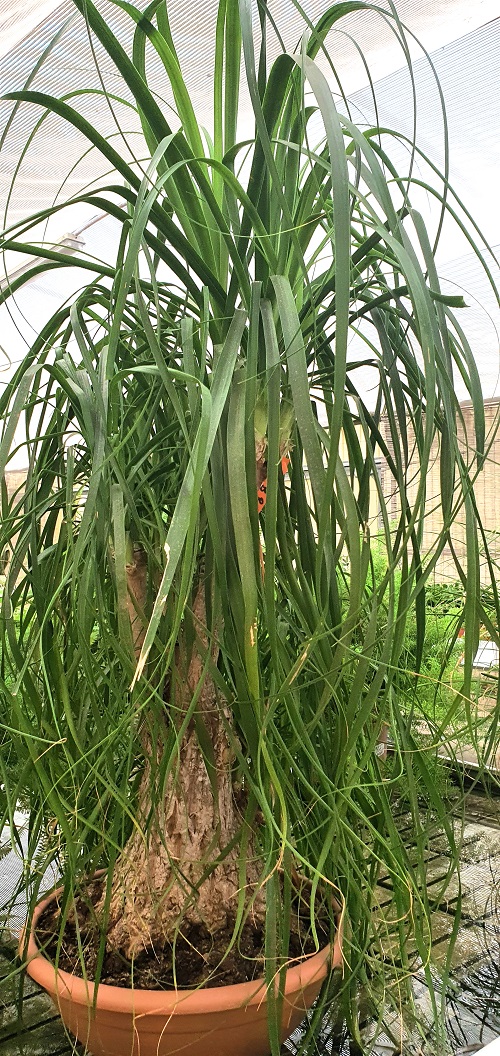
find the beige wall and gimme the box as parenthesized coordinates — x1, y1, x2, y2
(380, 398, 500, 585)
(4, 469, 27, 499)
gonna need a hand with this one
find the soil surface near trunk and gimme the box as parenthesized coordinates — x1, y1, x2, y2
(36, 877, 330, 990)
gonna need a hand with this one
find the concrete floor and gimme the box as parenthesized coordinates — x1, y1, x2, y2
(370, 792, 500, 1056)
(288, 791, 500, 1056)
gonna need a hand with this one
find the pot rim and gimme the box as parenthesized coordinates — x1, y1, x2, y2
(20, 883, 343, 1015)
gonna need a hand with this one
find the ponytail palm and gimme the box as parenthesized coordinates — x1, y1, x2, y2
(1, 0, 498, 1047)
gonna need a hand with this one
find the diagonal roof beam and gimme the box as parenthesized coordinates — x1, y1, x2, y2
(0, 232, 85, 291)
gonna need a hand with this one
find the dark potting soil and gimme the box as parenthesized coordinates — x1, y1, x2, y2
(35, 878, 330, 990)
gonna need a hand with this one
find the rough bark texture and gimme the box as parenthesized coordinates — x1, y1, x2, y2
(125, 545, 148, 657)
(104, 579, 264, 959)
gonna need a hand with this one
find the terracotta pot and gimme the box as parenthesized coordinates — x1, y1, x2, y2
(22, 886, 342, 1056)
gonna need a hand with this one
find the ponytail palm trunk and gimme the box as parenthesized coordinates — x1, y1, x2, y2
(106, 579, 264, 957)
(1, 0, 499, 1031)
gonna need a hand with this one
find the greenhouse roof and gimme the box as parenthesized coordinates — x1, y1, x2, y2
(0, 0, 499, 406)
